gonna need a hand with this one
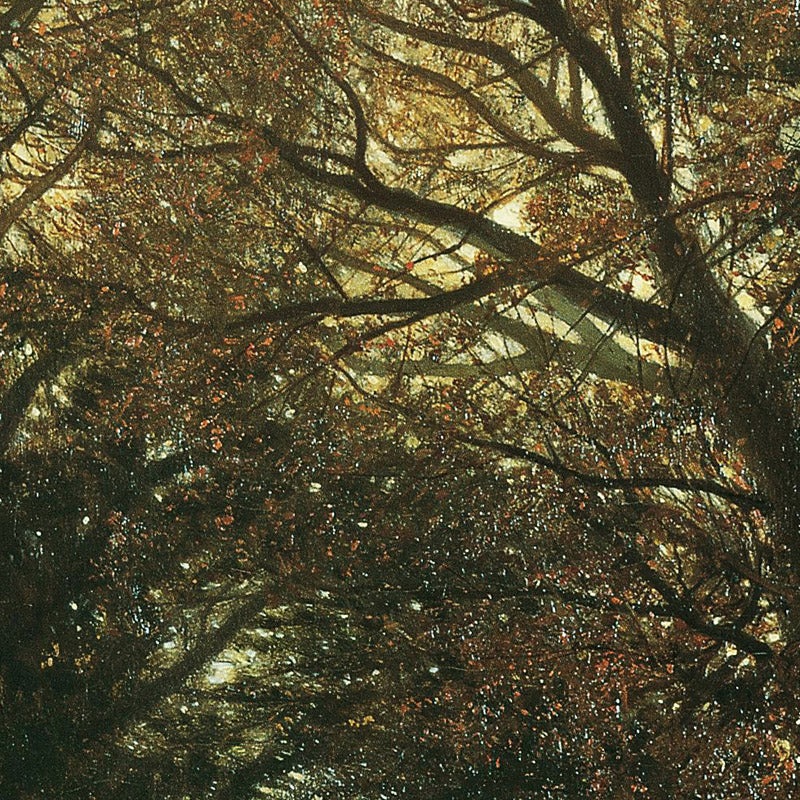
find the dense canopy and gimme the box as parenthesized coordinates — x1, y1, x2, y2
(2, 1, 800, 798)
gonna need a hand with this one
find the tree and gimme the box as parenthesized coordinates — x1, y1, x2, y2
(3, 0, 800, 797)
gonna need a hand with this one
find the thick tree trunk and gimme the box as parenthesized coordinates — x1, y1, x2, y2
(501, 0, 800, 578)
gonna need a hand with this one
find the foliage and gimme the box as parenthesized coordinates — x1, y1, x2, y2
(3, 1, 800, 798)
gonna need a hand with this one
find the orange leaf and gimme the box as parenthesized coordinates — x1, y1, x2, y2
(769, 155, 788, 170)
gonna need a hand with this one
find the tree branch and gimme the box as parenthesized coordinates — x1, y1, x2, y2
(455, 433, 769, 512)
(0, 100, 99, 242)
